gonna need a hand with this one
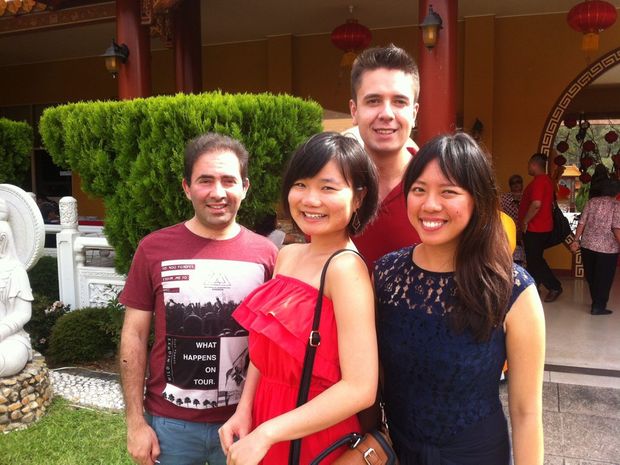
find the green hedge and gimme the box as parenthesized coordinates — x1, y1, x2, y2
(48, 306, 117, 364)
(0, 117, 33, 186)
(39, 92, 322, 274)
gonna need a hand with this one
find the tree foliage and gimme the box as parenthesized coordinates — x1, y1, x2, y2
(0, 117, 33, 186)
(39, 92, 323, 273)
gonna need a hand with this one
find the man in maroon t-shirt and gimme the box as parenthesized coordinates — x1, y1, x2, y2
(348, 45, 422, 269)
(119, 133, 277, 465)
(518, 153, 562, 302)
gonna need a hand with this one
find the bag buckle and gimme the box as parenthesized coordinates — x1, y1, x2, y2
(309, 330, 321, 347)
(363, 448, 379, 465)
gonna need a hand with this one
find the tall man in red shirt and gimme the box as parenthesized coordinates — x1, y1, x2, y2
(518, 153, 562, 302)
(349, 45, 421, 267)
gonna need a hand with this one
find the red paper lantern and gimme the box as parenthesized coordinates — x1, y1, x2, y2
(567, 0, 618, 52)
(581, 156, 594, 168)
(604, 130, 618, 143)
(564, 117, 577, 129)
(331, 19, 372, 52)
(554, 155, 567, 166)
(579, 173, 592, 183)
(556, 141, 569, 153)
(557, 185, 571, 200)
(582, 140, 596, 152)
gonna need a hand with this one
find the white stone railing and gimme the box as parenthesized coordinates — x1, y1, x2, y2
(56, 196, 125, 310)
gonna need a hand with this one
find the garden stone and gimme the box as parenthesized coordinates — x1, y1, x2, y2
(0, 355, 52, 433)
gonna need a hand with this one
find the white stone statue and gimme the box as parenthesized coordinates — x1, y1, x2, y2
(0, 198, 34, 376)
(0, 185, 44, 377)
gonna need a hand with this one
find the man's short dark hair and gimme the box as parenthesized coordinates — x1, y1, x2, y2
(183, 133, 249, 184)
(350, 44, 420, 102)
(529, 153, 547, 168)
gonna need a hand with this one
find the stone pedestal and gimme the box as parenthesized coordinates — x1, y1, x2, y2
(0, 353, 53, 433)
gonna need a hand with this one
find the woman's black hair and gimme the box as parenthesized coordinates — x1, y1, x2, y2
(281, 132, 379, 236)
(403, 132, 514, 342)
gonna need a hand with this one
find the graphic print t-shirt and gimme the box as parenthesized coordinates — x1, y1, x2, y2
(120, 224, 277, 422)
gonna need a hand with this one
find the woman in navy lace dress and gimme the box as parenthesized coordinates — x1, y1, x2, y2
(374, 133, 545, 465)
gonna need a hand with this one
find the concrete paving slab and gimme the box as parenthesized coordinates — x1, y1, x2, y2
(559, 384, 620, 419)
(550, 372, 620, 389)
(544, 382, 560, 412)
(562, 413, 620, 462)
(544, 455, 564, 465)
(564, 460, 619, 465)
(544, 410, 565, 456)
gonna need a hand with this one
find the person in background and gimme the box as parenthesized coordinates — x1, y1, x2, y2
(500, 174, 526, 264)
(348, 44, 421, 267)
(36, 194, 59, 224)
(375, 133, 544, 465)
(254, 212, 286, 249)
(589, 164, 610, 199)
(519, 153, 563, 303)
(571, 180, 620, 315)
(119, 133, 277, 465)
(219, 132, 379, 465)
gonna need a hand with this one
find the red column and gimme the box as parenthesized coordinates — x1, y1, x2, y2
(173, 0, 203, 93)
(117, 0, 151, 99)
(416, 0, 457, 145)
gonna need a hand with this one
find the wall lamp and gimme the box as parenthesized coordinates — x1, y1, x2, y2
(420, 4, 442, 50)
(102, 39, 129, 78)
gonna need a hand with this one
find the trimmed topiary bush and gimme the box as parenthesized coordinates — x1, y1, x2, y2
(39, 92, 323, 274)
(48, 307, 116, 364)
(0, 117, 33, 187)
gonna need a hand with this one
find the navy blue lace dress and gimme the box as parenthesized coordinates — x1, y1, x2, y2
(374, 246, 534, 465)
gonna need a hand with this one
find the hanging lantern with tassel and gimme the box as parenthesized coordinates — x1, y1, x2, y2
(567, 0, 617, 53)
(331, 6, 372, 68)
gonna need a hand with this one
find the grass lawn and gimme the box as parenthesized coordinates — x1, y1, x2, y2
(0, 398, 132, 465)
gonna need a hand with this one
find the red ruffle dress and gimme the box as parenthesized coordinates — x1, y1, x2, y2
(233, 274, 361, 465)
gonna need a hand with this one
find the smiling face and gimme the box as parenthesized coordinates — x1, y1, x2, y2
(406, 159, 474, 250)
(349, 68, 418, 161)
(182, 149, 248, 238)
(287, 159, 361, 240)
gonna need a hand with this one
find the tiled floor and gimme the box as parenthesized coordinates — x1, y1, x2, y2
(543, 271, 620, 388)
(500, 382, 620, 464)
(535, 270, 620, 464)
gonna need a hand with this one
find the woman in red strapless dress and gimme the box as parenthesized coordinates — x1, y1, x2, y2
(219, 132, 379, 465)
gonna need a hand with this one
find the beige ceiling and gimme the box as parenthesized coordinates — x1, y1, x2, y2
(0, 0, 619, 86)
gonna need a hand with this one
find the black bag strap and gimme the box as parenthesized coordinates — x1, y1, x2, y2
(288, 248, 365, 465)
(308, 433, 364, 465)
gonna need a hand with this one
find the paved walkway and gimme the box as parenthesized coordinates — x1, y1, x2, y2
(49, 368, 619, 464)
(500, 382, 620, 464)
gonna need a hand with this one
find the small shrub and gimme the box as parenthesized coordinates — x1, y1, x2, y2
(27, 256, 59, 300)
(48, 307, 116, 364)
(0, 117, 33, 187)
(25, 296, 69, 354)
(97, 288, 126, 349)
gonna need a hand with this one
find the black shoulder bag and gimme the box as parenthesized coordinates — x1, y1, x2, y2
(545, 194, 573, 249)
(288, 249, 397, 465)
